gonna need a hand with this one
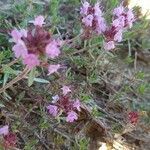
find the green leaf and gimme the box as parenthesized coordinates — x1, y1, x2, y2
(2, 65, 18, 75)
(28, 68, 36, 87)
(33, 78, 49, 84)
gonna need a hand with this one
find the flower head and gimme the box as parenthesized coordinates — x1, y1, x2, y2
(73, 99, 81, 111)
(46, 41, 61, 58)
(47, 105, 58, 117)
(61, 86, 71, 96)
(104, 41, 115, 50)
(23, 54, 40, 69)
(66, 111, 78, 122)
(30, 15, 45, 27)
(0, 125, 9, 136)
(48, 64, 60, 75)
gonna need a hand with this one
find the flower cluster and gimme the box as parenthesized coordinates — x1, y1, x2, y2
(47, 86, 81, 122)
(103, 5, 135, 50)
(10, 16, 62, 74)
(0, 125, 17, 149)
(80, 1, 135, 50)
(80, 1, 106, 37)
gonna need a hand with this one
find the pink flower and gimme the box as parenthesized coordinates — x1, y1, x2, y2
(0, 125, 9, 136)
(73, 99, 81, 111)
(82, 14, 94, 27)
(113, 16, 125, 29)
(11, 29, 22, 43)
(113, 6, 124, 17)
(94, 3, 102, 16)
(47, 105, 58, 117)
(23, 54, 40, 69)
(114, 30, 123, 42)
(61, 85, 71, 96)
(46, 41, 61, 58)
(30, 15, 45, 27)
(80, 1, 90, 16)
(104, 41, 115, 50)
(126, 9, 134, 28)
(12, 41, 28, 58)
(66, 111, 78, 122)
(95, 16, 106, 34)
(48, 64, 60, 75)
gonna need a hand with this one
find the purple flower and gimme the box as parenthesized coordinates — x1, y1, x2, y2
(82, 14, 94, 27)
(30, 15, 45, 27)
(114, 30, 123, 42)
(23, 54, 40, 69)
(47, 105, 58, 117)
(0, 125, 9, 136)
(95, 16, 106, 34)
(126, 9, 134, 28)
(46, 40, 61, 58)
(113, 5, 124, 17)
(80, 1, 90, 16)
(113, 16, 125, 29)
(104, 41, 115, 51)
(61, 85, 71, 96)
(73, 99, 81, 111)
(66, 111, 78, 122)
(94, 3, 102, 16)
(48, 64, 60, 75)
(12, 40, 28, 58)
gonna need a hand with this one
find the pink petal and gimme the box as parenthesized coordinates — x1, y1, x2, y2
(23, 54, 40, 69)
(61, 85, 71, 96)
(47, 105, 58, 117)
(30, 15, 45, 27)
(46, 41, 61, 58)
(94, 3, 102, 16)
(104, 41, 115, 51)
(0, 125, 9, 136)
(114, 30, 123, 42)
(48, 64, 60, 75)
(82, 14, 94, 27)
(66, 111, 78, 122)
(11, 29, 22, 43)
(80, 1, 90, 16)
(73, 99, 81, 111)
(12, 41, 28, 58)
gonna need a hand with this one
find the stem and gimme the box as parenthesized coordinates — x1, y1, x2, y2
(0, 66, 30, 94)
